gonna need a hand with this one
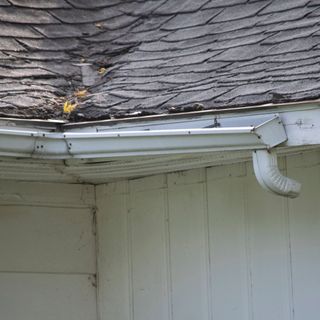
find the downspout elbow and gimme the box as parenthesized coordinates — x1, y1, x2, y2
(252, 150, 301, 198)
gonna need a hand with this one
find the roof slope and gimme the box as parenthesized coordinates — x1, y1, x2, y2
(0, 0, 320, 120)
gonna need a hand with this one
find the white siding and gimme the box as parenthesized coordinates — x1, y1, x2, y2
(287, 152, 320, 320)
(167, 171, 209, 320)
(207, 163, 249, 320)
(0, 273, 96, 320)
(97, 149, 320, 320)
(0, 182, 97, 320)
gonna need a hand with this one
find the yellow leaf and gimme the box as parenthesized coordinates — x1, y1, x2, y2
(98, 67, 106, 74)
(74, 89, 88, 98)
(63, 101, 77, 113)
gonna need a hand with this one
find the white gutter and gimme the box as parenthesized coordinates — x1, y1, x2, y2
(0, 114, 301, 197)
(0, 115, 284, 159)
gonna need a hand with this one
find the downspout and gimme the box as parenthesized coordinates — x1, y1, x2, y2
(252, 149, 301, 198)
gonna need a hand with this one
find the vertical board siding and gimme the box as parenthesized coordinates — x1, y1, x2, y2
(97, 150, 320, 320)
(206, 165, 249, 320)
(167, 174, 209, 320)
(246, 167, 292, 320)
(128, 180, 169, 320)
(287, 157, 320, 320)
(96, 186, 131, 320)
(0, 181, 97, 320)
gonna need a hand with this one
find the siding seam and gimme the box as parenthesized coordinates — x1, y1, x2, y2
(93, 187, 100, 320)
(164, 176, 174, 320)
(127, 192, 135, 320)
(244, 163, 254, 320)
(204, 169, 213, 320)
(284, 157, 296, 320)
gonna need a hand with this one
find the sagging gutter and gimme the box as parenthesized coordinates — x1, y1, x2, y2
(0, 114, 301, 198)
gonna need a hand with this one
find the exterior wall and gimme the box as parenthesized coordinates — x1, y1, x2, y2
(0, 181, 97, 320)
(96, 150, 320, 320)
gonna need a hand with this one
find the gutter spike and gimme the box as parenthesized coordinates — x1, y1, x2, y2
(252, 150, 301, 198)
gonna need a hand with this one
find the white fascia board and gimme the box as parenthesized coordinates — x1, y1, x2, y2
(0, 115, 286, 159)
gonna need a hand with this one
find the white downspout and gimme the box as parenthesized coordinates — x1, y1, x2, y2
(252, 149, 301, 198)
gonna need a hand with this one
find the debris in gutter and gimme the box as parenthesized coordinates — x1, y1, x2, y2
(112, 109, 159, 119)
(168, 103, 205, 113)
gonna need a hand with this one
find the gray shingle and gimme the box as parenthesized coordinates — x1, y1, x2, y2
(264, 17, 319, 33)
(0, 38, 26, 51)
(119, 43, 221, 62)
(66, 0, 120, 8)
(97, 14, 140, 31)
(308, 6, 320, 17)
(271, 49, 320, 62)
(0, 7, 59, 24)
(266, 56, 320, 71)
(50, 7, 121, 24)
(308, 0, 320, 6)
(2, 94, 44, 108)
(0, 0, 320, 121)
(18, 38, 79, 51)
(0, 67, 56, 78)
(34, 23, 100, 38)
(0, 0, 10, 6)
(266, 63, 320, 76)
(216, 83, 275, 101)
(114, 29, 169, 45)
(176, 61, 231, 73)
(210, 1, 270, 23)
(213, 44, 266, 61)
(257, 7, 312, 26)
(203, 0, 247, 9)
(9, 0, 71, 9)
(154, 0, 209, 15)
(165, 87, 229, 106)
(258, 0, 309, 14)
(0, 23, 42, 38)
(261, 26, 319, 45)
(161, 8, 223, 31)
(117, 1, 167, 16)
(163, 24, 216, 42)
(6, 50, 70, 61)
(159, 51, 220, 67)
(265, 38, 317, 55)
(131, 16, 172, 33)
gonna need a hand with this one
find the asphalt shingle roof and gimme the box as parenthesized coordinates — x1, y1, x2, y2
(1, 0, 320, 120)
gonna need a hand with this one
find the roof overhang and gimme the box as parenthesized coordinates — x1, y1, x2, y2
(0, 100, 320, 198)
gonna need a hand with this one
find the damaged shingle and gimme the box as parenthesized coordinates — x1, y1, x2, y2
(0, 0, 320, 121)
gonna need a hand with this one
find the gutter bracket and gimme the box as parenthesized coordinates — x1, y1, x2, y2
(252, 149, 301, 198)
